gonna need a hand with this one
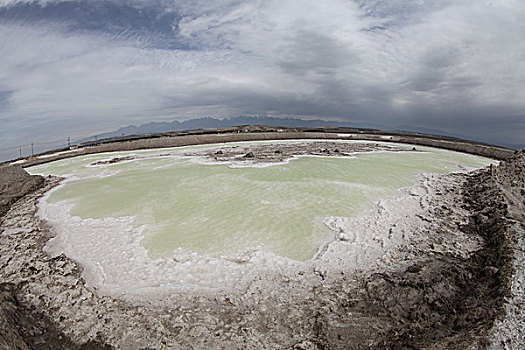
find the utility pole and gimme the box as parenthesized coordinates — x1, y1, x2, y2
(31, 143, 34, 157)
(19, 147, 22, 159)
(67, 137, 71, 147)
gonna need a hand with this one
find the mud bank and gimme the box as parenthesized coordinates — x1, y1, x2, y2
(0, 146, 524, 349)
(0, 166, 43, 222)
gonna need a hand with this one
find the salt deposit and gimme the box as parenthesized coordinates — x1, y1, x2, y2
(2, 139, 522, 350)
(28, 140, 494, 301)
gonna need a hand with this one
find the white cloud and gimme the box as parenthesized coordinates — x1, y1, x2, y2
(0, 0, 524, 160)
(0, 0, 69, 7)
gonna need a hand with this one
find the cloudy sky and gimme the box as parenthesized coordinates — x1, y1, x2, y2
(0, 0, 524, 160)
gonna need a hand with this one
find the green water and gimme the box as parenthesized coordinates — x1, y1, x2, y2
(30, 142, 494, 261)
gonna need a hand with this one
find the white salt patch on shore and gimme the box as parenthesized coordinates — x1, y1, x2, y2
(35, 175, 471, 300)
(185, 152, 359, 169)
(38, 149, 79, 159)
(30, 140, 495, 301)
(39, 196, 298, 299)
(319, 186, 427, 269)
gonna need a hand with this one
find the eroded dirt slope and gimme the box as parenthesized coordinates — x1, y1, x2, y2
(0, 166, 43, 221)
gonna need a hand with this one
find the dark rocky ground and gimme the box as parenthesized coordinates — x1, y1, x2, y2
(0, 166, 43, 222)
(0, 149, 523, 349)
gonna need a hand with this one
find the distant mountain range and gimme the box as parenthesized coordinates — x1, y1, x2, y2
(79, 116, 524, 150)
(79, 116, 385, 142)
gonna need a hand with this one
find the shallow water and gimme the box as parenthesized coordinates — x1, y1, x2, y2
(29, 141, 494, 262)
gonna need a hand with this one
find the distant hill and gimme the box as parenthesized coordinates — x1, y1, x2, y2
(392, 125, 467, 140)
(78, 116, 386, 143)
(393, 125, 523, 150)
(78, 115, 523, 150)
(499, 142, 525, 150)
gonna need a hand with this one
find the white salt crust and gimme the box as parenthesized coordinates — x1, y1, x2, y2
(35, 142, 491, 303)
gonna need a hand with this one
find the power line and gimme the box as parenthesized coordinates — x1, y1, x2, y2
(0, 130, 104, 151)
(0, 132, 112, 161)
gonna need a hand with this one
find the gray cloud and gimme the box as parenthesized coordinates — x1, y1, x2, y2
(0, 89, 13, 112)
(0, 0, 524, 161)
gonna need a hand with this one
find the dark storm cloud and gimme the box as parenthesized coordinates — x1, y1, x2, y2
(276, 30, 358, 77)
(0, 0, 189, 49)
(0, 0, 523, 161)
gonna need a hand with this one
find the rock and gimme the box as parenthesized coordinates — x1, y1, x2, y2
(90, 156, 134, 166)
(293, 340, 321, 350)
(406, 265, 422, 273)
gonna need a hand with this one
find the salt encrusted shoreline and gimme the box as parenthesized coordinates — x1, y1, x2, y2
(1, 144, 524, 349)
